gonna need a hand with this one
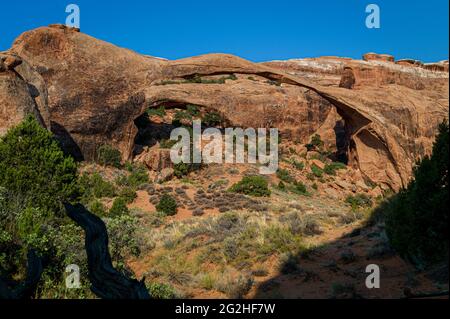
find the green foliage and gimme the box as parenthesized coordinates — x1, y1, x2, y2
(202, 112, 223, 127)
(291, 160, 305, 170)
(306, 134, 324, 151)
(324, 162, 347, 175)
(385, 122, 449, 266)
(0, 115, 79, 212)
(105, 214, 140, 269)
(229, 176, 271, 197)
(118, 187, 137, 204)
(345, 194, 373, 210)
(79, 172, 116, 201)
(310, 164, 324, 178)
(266, 80, 281, 86)
(156, 194, 178, 216)
(186, 104, 200, 116)
(276, 169, 295, 183)
(292, 181, 307, 195)
(96, 145, 122, 168)
(147, 282, 177, 299)
(115, 164, 148, 188)
(89, 200, 107, 217)
(147, 106, 166, 117)
(109, 197, 129, 217)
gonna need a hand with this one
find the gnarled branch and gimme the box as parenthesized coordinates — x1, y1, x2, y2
(0, 249, 43, 299)
(64, 203, 150, 299)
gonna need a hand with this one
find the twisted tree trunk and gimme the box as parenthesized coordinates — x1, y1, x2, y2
(64, 203, 150, 299)
(0, 249, 42, 299)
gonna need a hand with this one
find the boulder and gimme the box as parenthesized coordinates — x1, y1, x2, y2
(339, 67, 356, 89)
(0, 53, 49, 136)
(363, 53, 395, 63)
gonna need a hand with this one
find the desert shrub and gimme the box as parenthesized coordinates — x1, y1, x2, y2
(147, 282, 177, 299)
(156, 194, 178, 216)
(310, 164, 324, 178)
(160, 138, 178, 149)
(277, 181, 286, 191)
(324, 162, 347, 175)
(147, 106, 166, 117)
(312, 183, 318, 190)
(331, 282, 357, 298)
(0, 115, 79, 212)
(96, 145, 122, 168)
(174, 163, 190, 178)
(109, 197, 129, 217)
(115, 164, 148, 188)
(0, 116, 92, 298)
(278, 253, 301, 274)
(89, 200, 107, 217)
(266, 80, 281, 86)
(385, 122, 449, 266)
(229, 176, 271, 197)
(306, 134, 324, 151)
(118, 187, 137, 204)
(276, 169, 295, 183)
(186, 104, 200, 116)
(215, 273, 253, 299)
(202, 112, 222, 127)
(345, 194, 373, 210)
(292, 160, 305, 170)
(79, 172, 116, 201)
(282, 212, 322, 236)
(105, 214, 140, 269)
(292, 181, 307, 195)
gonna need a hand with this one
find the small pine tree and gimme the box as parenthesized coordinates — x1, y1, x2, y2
(0, 115, 79, 212)
(386, 121, 449, 266)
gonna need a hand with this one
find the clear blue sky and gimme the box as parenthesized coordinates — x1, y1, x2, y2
(1, 0, 448, 62)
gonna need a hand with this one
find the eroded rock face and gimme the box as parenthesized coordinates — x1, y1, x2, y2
(0, 52, 49, 135)
(3, 25, 449, 190)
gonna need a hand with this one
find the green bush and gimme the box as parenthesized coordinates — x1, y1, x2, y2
(109, 197, 129, 217)
(156, 194, 178, 216)
(118, 187, 137, 204)
(292, 181, 307, 195)
(186, 104, 200, 116)
(310, 164, 324, 178)
(89, 200, 107, 217)
(115, 164, 149, 188)
(306, 134, 324, 151)
(202, 112, 222, 127)
(229, 176, 271, 197)
(147, 282, 177, 299)
(385, 122, 449, 266)
(324, 162, 347, 175)
(0, 115, 79, 212)
(105, 214, 140, 269)
(81, 172, 116, 200)
(345, 194, 373, 210)
(292, 160, 304, 170)
(96, 145, 122, 168)
(147, 106, 166, 117)
(278, 181, 286, 191)
(276, 169, 295, 183)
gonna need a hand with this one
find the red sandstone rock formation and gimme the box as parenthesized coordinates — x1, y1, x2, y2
(1, 25, 448, 190)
